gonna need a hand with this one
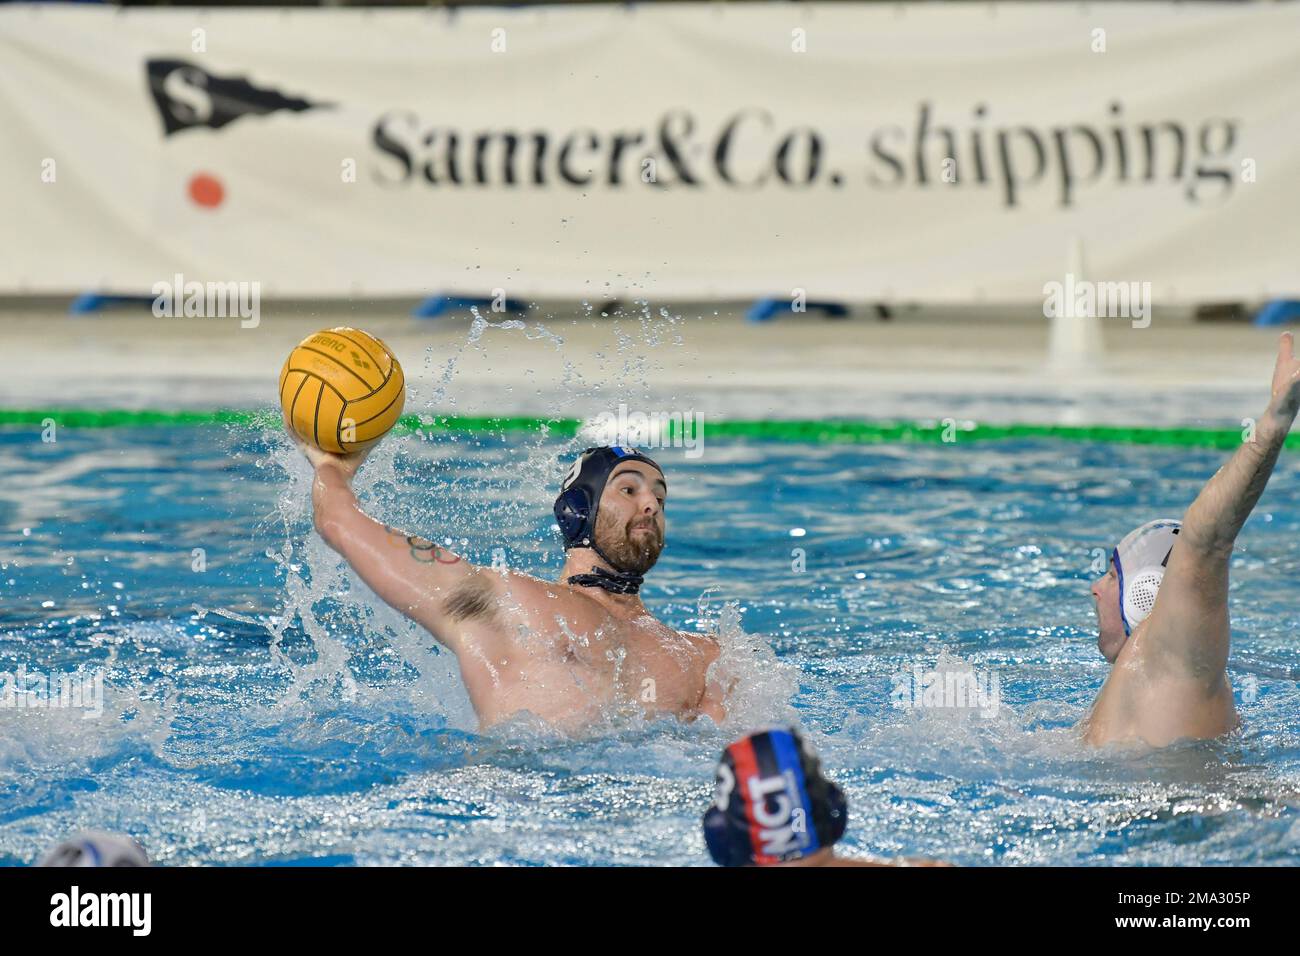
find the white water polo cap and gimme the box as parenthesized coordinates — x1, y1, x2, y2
(1112, 519, 1181, 636)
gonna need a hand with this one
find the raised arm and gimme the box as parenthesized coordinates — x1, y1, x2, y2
(289, 425, 490, 654)
(1142, 332, 1300, 676)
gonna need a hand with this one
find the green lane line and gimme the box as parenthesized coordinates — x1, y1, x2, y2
(0, 408, 1287, 450)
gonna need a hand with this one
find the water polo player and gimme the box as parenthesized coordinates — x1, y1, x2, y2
(704, 727, 949, 867)
(1084, 333, 1300, 747)
(290, 435, 729, 731)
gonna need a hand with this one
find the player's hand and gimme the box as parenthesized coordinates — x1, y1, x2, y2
(283, 409, 372, 480)
(1269, 331, 1300, 419)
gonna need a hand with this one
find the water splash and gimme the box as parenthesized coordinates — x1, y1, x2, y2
(698, 593, 800, 732)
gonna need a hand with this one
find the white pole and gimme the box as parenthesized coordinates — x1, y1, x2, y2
(1047, 235, 1104, 372)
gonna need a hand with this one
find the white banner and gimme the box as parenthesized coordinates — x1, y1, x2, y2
(1, 3, 1298, 302)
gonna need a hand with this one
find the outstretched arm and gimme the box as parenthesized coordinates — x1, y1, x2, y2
(1143, 332, 1300, 678)
(289, 423, 489, 653)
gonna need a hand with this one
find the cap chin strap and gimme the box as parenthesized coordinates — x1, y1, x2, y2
(1113, 547, 1133, 638)
(565, 540, 644, 595)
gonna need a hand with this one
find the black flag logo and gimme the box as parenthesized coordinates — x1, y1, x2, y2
(146, 59, 333, 136)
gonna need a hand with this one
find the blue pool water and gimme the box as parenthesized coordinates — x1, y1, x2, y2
(2, 422, 1299, 865)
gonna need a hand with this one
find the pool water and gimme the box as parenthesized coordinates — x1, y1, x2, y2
(2, 422, 1299, 866)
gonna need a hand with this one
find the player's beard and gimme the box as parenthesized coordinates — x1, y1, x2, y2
(593, 507, 664, 575)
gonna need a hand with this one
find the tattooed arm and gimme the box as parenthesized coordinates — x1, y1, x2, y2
(1140, 332, 1300, 680)
(290, 428, 494, 653)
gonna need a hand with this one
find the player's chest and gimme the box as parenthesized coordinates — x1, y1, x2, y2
(561, 618, 705, 681)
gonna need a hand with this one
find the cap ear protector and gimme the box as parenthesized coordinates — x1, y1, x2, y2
(702, 727, 847, 867)
(1122, 568, 1165, 625)
(554, 445, 664, 550)
(1113, 519, 1181, 637)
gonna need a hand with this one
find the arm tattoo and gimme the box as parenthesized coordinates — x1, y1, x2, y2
(383, 526, 462, 565)
(406, 535, 463, 565)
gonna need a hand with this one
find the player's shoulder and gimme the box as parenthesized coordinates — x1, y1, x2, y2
(675, 628, 722, 658)
(489, 569, 611, 621)
(476, 566, 560, 602)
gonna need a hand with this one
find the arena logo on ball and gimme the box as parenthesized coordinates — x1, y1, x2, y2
(583, 404, 704, 458)
(151, 273, 260, 328)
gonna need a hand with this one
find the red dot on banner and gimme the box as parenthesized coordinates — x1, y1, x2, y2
(188, 173, 224, 209)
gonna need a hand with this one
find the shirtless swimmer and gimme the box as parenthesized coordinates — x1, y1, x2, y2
(291, 434, 730, 732)
(1084, 333, 1300, 748)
